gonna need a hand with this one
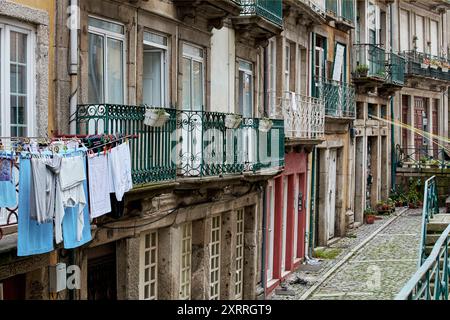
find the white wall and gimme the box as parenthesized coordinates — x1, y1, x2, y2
(211, 26, 235, 113)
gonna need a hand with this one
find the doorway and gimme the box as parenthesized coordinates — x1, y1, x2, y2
(87, 243, 117, 300)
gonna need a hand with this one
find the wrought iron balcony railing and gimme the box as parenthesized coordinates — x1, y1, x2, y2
(315, 78, 356, 118)
(395, 144, 450, 171)
(275, 91, 325, 140)
(238, 0, 283, 26)
(395, 176, 449, 300)
(75, 104, 285, 185)
(353, 44, 386, 80)
(386, 52, 406, 85)
(401, 51, 450, 82)
(325, 0, 354, 24)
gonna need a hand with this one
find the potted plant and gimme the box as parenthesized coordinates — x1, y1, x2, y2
(364, 207, 376, 224)
(356, 64, 369, 77)
(430, 59, 440, 70)
(225, 113, 243, 129)
(144, 107, 170, 127)
(421, 57, 430, 69)
(259, 117, 273, 132)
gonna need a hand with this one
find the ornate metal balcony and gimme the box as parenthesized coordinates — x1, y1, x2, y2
(173, 0, 242, 29)
(315, 78, 356, 119)
(275, 92, 325, 141)
(325, 0, 354, 30)
(283, 0, 326, 24)
(352, 44, 387, 88)
(401, 51, 450, 83)
(232, 0, 283, 41)
(75, 104, 285, 185)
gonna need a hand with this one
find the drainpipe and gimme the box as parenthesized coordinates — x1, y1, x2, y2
(261, 185, 267, 298)
(69, 0, 79, 134)
(389, 1, 396, 191)
(308, 147, 317, 257)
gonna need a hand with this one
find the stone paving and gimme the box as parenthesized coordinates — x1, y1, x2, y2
(271, 208, 423, 300)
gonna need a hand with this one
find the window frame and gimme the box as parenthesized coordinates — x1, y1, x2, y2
(139, 230, 158, 300)
(143, 30, 169, 107)
(235, 209, 245, 300)
(88, 15, 127, 104)
(179, 222, 192, 300)
(181, 42, 205, 111)
(237, 58, 254, 117)
(209, 215, 221, 300)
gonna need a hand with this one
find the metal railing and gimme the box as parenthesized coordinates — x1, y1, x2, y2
(76, 104, 285, 185)
(239, 0, 283, 26)
(396, 224, 450, 300)
(387, 52, 405, 85)
(315, 78, 356, 118)
(276, 91, 325, 140)
(298, 0, 327, 19)
(395, 145, 450, 170)
(401, 50, 450, 82)
(419, 176, 440, 265)
(325, 0, 354, 24)
(353, 44, 386, 80)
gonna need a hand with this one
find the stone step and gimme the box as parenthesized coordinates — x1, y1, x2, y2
(424, 245, 450, 256)
(426, 223, 450, 233)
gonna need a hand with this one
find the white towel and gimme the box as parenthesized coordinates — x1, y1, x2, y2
(88, 153, 111, 218)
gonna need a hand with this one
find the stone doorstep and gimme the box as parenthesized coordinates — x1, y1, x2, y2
(274, 288, 296, 296)
(297, 263, 323, 272)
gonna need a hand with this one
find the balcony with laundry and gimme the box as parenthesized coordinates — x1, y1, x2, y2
(172, 0, 242, 29)
(75, 104, 285, 189)
(271, 91, 325, 147)
(231, 0, 283, 41)
(324, 0, 355, 31)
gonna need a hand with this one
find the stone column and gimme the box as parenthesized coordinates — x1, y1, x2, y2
(158, 225, 182, 300)
(191, 218, 208, 300)
(243, 205, 257, 299)
(219, 210, 237, 300)
(116, 237, 140, 300)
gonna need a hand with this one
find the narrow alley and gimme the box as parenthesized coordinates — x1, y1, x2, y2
(272, 208, 423, 300)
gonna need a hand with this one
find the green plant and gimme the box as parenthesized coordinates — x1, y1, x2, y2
(364, 207, 376, 215)
(356, 64, 369, 73)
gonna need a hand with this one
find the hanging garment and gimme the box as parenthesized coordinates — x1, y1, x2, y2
(107, 151, 115, 193)
(17, 157, 54, 256)
(30, 158, 48, 223)
(59, 155, 87, 242)
(107, 193, 125, 219)
(110, 142, 133, 202)
(0, 155, 17, 208)
(87, 153, 111, 218)
(62, 176, 92, 249)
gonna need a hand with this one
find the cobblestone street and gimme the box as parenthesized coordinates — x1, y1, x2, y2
(272, 208, 423, 300)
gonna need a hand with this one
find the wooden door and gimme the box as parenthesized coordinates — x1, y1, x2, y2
(432, 99, 439, 158)
(414, 97, 426, 160)
(327, 149, 337, 240)
(402, 95, 409, 148)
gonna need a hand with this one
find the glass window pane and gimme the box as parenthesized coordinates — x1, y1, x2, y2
(239, 71, 253, 117)
(183, 43, 203, 58)
(192, 60, 203, 111)
(182, 57, 191, 110)
(89, 17, 124, 34)
(143, 51, 163, 106)
(107, 38, 124, 104)
(88, 33, 104, 103)
(144, 32, 167, 47)
(239, 60, 252, 72)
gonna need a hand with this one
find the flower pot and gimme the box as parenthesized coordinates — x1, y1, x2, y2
(430, 65, 438, 70)
(144, 109, 170, 127)
(442, 67, 449, 72)
(259, 119, 273, 132)
(225, 114, 242, 129)
(421, 63, 430, 69)
(365, 215, 375, 224)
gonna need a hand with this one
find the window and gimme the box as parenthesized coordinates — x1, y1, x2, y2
(415, 15, 424, 53)
(266, 183, 275, 282)
(238, 60, 253, 117)
(268, 38, 276, 116)
(179, 222, 192, 300)
(400, 10, 409, 52)
(182, 43, 204, 111)
(430, 20, 438, 56)
(235, 209, 244, 300)
(284, 44, 290, 92)
(210, 215, 221, 300)
(143, 31, 168, 107)
(139, 230, 158, 300)
(88, 16, 125, 104)
(0, 23, 34, 137)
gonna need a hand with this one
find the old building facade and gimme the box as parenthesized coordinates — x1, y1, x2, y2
(0, 0, 450, 301)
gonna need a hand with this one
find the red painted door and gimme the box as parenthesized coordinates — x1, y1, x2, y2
(401, 95, 409, 148)
(296, 173, 307, 260)
(432, 99, 439, 158)
(414, 97, 426, 160)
